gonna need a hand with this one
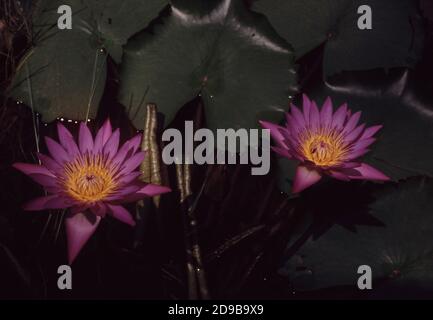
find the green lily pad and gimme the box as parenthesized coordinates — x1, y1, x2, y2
(88, 0, 168, 63)
(253, 0, 424, 76)
(280, 177, 433, 294)
(11, 0, 107, 123)
(11, 0, 166, 123)
(119, 0, 297, 131)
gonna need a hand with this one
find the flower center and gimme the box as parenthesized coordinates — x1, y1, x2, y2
(61, 154, 117, 202)
(301, 129, 347, 167)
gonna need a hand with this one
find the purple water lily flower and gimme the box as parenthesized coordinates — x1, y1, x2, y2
(260, 94, 390, 193)
(13, 119, 171, 263)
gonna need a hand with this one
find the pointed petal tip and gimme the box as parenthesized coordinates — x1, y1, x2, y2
(292, 165, 322, 193)
(66, 212, 101, 264)
(351, 163, 391, 181)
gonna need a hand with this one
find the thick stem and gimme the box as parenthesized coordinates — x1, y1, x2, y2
(176, 164, 210, 300)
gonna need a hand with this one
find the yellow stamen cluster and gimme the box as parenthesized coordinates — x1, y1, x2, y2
(300, 128, 349, 167)
(62, 154, 117, 202)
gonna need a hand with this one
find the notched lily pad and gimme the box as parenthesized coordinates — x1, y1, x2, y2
(119, 0, 297, 131)
(253, 0, 424, 76)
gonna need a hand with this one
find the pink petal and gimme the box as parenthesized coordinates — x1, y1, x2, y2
(118, 151, 146, 175)
(286, 113, 304, 135)
(70, 204, 90, 215)
(105, 184, 143, 201)
(45, 136, 70, 164)
(359, 125, 382, 140)
(13, 162, 55, 177)
(352, 138, 376, 152)
(66, 212, 101, 264)
(93, 118, 112, 153)
(106, 204, 135, 226)
(23, 195, 72, 211)
(137, 184, 171, 197)
(271, 146, 292, 159)
(111, 141, 133, 168)
(320, 97, 333, 127)
(344, 124, 365, 144)
(127, 134, 142, 154)
(332, 103, 348, 130)
(259, 120, 287, 148)
(103, 128, 120, 159)
(78, 123, 94, 154)
(290, 104, 306, 127)
(116, 171, 141, 186)
(345, 147, 370, 161)
(26, 173, 58, 188)
(292, 165, 322, 193)
(89, 202, 107, 217)
(57, 123, 80, 156)
(309, 101, 320, 130)
(22, 195, 58, 211)
(302, 94, 311, 126)
(116, 184, 172, 203)
(328, 170, 350, 181)
(343, 111, 361, 134)
(37, 153, 62, 173)
(349, 163, 390, 181)
(341, 162, 361, 169)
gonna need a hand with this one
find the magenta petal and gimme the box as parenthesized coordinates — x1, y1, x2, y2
(103, 128, 120, 159)
(57, 123, 80, 156)
(309, 101, 320, 129)
(350, 163, 390, 181)
(66, 212, 101, 264)
(320, 97, 333, 127)
(127, 134, 142, 154)
(259, 120, 287, 148)
(329, 170, 350, 181)
(45, 196, 75, 209)
(23, 195, 72, 211)
(119, 151, 146, 175)
(360, 125, 382, 140)
(111, 141, 132, 167)
(352, 138, 376, 152)
(344, 124, 365, 144)
(22, 195, 59, 211)
(138, 184, 171, 197)
(37, 153, 62, 173)
(302, 94, 311, 125)
(271, 146, 292, 159)
(94, 118, 113, 153)
(343, 111, 361, 134)
(332, 103, 348, 129)
(115, 184, 171, 203)
(105, 184, 143, 201)
(70, 204, 90, 215)
(78, 123, 94, 154)
(292, 165, 322, 193)
(89, 202, 107, 217)
(341, 162, 361, 169)
(106, 204, 135, 226)
(290, 104, 306, 127)
(13, 162, 55, 177)
(45, 137, 70, 164)
(345, 147, 370, 161)
(117, 172, 141, 186)
(286, 113, 304, 135)
(26, 173, 58, 188)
